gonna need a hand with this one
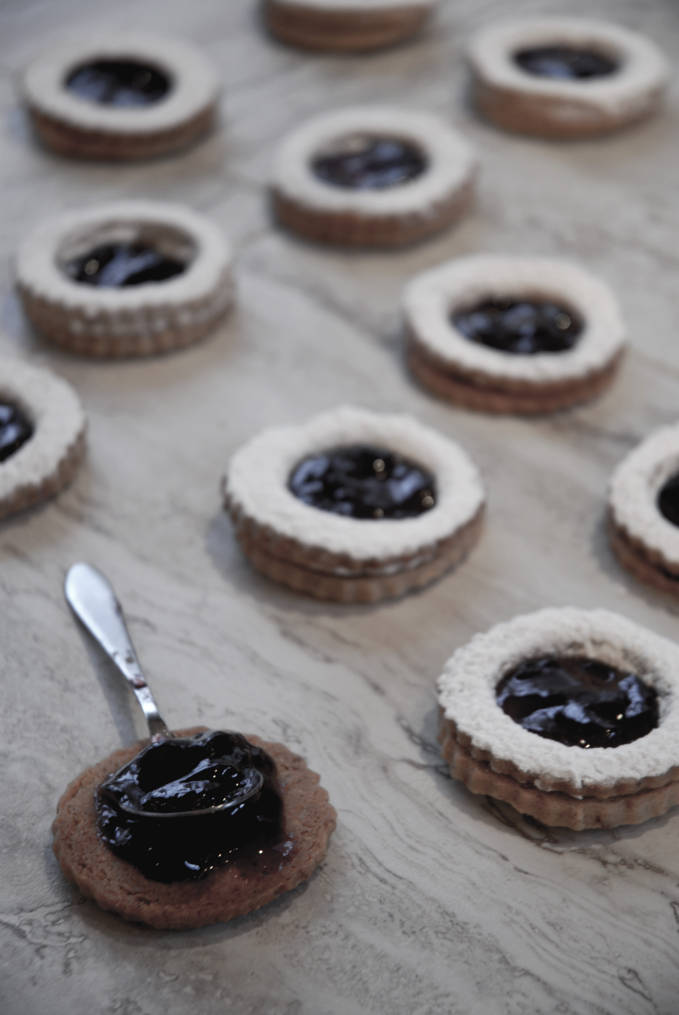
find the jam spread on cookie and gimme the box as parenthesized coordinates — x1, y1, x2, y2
(289, 444, 436, 519)
(496, 655, 658, 748)
(514, 46, 618, 80)
(96, 731, 283, 882)
(657, 474, 679, 528)
(0, 401, 34, 463)
(452, 298, 582, 355)
(312, 135, 427, 190)
(65, 59, 171, 107)
(65, 242, 186, 287)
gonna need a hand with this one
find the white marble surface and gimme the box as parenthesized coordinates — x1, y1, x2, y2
(2, 1, 679, 1013)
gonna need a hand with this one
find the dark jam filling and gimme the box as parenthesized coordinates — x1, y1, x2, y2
(65, 242, 186, 288)
(65, 59, 171, 107)
(514, 45, 619, 80)
(657, 473, 679, 528)
(289, 444, 436, 520)
(496, 656, 658, 749)
(96, 731, 284, 882)
(311, 136, 427, 190)
(452, 298, 582, 356)
(0, 401, 34, 463)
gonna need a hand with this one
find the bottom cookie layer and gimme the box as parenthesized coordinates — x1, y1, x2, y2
(609, 517, 679, 597)
(53, 728, 336, 929)
(264, 1, 429, 52)
(0, 426, 86, 521)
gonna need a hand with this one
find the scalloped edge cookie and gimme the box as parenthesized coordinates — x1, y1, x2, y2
(264, 0, 435, 52)
(404, 254, 625, 414)
(271, 106, 477, 248)
(22, 33, 219, 160)
(16, 200, 234, 358)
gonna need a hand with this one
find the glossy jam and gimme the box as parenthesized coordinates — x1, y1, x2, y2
(312, 136, 427, 190)
(96, 731, 283, 882)
(452, 298, 582, 355)
(496, 655, 658, 748)
(514, 46, 618, 80)
(289, 444, 436, 520)
(65, 242, 186, 288)
(657, 473, 679, 528)
(65, 59, 171, 107)
(0, 401, 34, 463)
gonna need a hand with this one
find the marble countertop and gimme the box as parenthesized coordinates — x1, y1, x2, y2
(2, 1, 679, 1013)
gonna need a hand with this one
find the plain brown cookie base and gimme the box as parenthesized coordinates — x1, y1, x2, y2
(609, 516, 679, 597)
(439, 718, 679, 830)
(0, 425, 86, 521)
(407, 338, 622, 414)
(264, 0, 429, 52)
(272, 176, 474, 248)
(27, 104, 216, 161)
(472, 79, 663, 139)
(53, 728, 336, 930)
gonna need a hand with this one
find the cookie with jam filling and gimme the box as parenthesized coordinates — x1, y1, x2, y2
(264, 0, 436, 53)
(404, 255, 625, 414)
(223, 406, 485, 603)
(438, 608, 679, 830)
(16, 200, 233, 358)
(271, 106, 477, 248)
(53, 726, 336, 929)
(21, 33, 218, 160)
(467, 18, 668, 138)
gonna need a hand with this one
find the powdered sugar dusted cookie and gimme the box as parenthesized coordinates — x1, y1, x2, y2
(438, 608, 679, 829)
(22, 33, 219, 160)
(16, 200, 234, 358)
(468, 18, 668, 138)
(608, 423, 679, 596)
(224, 405, 484, 602)
(404, 255, 625, 414)
(271, 107, 477, 247)
(0, 356, 85, 519)
(264, 0, 436, 53)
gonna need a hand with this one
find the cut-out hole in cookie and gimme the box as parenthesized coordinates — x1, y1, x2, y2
(513, 45, 619, 80)
(657, 473, 679, 528)
(57, 221, 196, 289)
(288, 444, 437, 520)
(65, 59, 173, 108)
(495, 655, 658, 749)
(311, 135, 428, 191)
(0, 399, 34, 463)
(452, 297, 583, 356)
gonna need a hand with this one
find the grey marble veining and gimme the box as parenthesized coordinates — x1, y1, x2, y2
(2, 1, 679, 1013)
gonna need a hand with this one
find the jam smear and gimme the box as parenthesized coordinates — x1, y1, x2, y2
(289, 444, 436, 520)
(496, 655, 658, 748)
(65, 59, 171, 107)
(514, 46, 618, 80)
(96, 731, 283, 882)
(65, 242, 186, 288)
(0, 401, 34, 463)
(312, 136, 427, 190)
(452, 298, 582, 355)
(657, 473, 679, 528)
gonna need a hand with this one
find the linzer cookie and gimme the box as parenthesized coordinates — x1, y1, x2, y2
(438, 608, 679, 830)
(271, 107, 477, 247)
(608, 423, 679, 596)
(16, 200, 233, 357)
(54, 726, 335, 930)
(468, 18, 668, 138)
(404, 255, 625, 414)
(0, 356, 85, 520)
(223, 405, 484, 603)
(264, 0, 436, 52)
(22, 33, 218, 160)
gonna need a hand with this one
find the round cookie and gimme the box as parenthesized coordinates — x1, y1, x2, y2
(22, 33, 219, 160)
(16, 200, 234, 358)
(467, 18, 668, 138)
(0, 356, 86, 520)
(404, 255, 625, 414)
(53, 727, 336, 930)
(223, 405, 485, 603)
(438, 608, 679, 830)
(271, 106, 477, 248)
(264, 0, 435, 52)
